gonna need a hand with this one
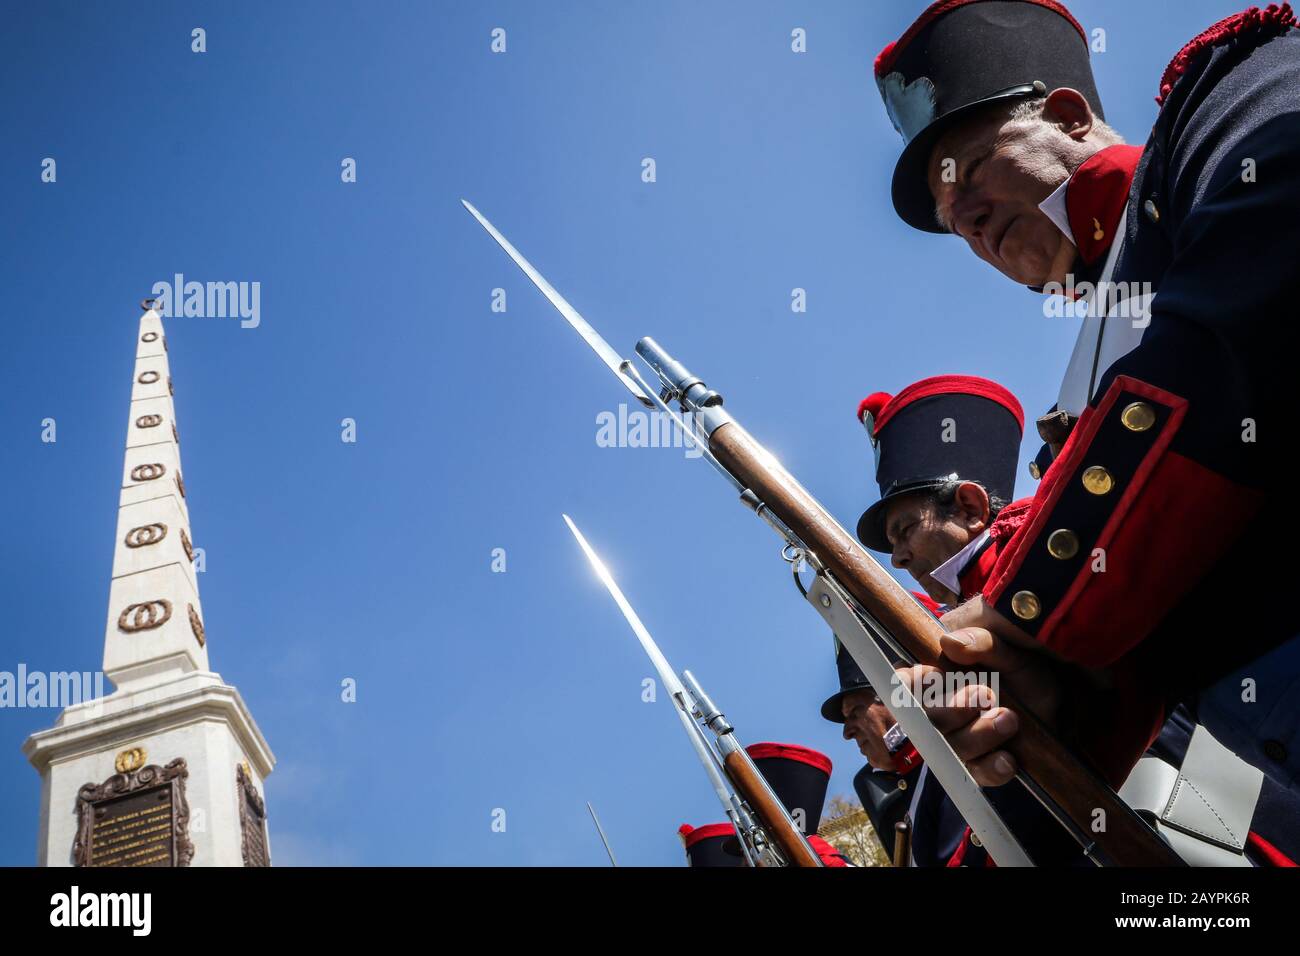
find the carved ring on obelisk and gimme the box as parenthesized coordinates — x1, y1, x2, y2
(168, 376, 174, 396)
(125, 523, 168, 548)
(118, 600, 172, 633)
(137, 370, 160, 385)
(130, 463, 166, 482)
(115, 747, 148, 773)
(135, 413, 163, 428)
(140, 297, 159, 312)
(172, 421, 179, 444)
(175, 472, 186, 498)
(141, 331, 159, 343)
(188, 604, 205, 647)
(180, 527, 195, 563)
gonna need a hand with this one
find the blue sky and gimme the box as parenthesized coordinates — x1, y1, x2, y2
(0, 0, 1232, 865)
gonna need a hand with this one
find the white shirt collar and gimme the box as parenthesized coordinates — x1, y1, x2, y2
(1038, 177, 1074, 246)
(929, 529, 992, 597)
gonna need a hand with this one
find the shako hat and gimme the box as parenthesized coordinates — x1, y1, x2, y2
(855, 375, 1023, 552)
(745, 742, 834, 835)
(821, 639, 873, 723)
(875, 0, 1104, 232)
(677, 823, 744, 867)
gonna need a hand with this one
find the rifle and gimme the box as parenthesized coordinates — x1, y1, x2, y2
(564, 514, 821, 867)
(465, 200, 1182, 867)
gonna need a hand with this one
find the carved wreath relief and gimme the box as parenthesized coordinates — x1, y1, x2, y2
(118, 600, 172, 632)
(188, 604, 205, 648)
(130, 463, 166, 482)
(124, 523, 167, 548)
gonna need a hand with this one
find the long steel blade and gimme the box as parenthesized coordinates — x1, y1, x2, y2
(586, 801, 618, 867)
(562, 514, 740, 823)
(462, 200, 654, 407)
(562, 514, 685, 699)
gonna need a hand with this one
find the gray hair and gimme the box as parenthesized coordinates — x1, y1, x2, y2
(928, 479, 1007, 522)
(1008, 95, 1123, 144)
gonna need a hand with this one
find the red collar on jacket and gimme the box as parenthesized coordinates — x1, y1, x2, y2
(956, 498, 1036, 600)
(1065, 144, 1144, 265)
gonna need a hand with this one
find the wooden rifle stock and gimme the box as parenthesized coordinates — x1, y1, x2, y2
(721, 750, 823, 867)
(708, 420, 1183, 867)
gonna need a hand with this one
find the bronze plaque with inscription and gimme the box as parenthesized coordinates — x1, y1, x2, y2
(237, 763, 270, 867)
(87, 786, 175, 867)
(74, 759, 194, 867)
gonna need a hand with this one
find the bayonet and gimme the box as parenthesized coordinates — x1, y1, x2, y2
(563, 514, 820, 867)
(586, 801, 618, 867)
(461, 200, 654, 408)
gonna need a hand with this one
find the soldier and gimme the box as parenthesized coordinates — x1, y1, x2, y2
(821, 641, 925, 863)
(871, 0, 1300, 801)
(745, 743, 852, 866)
(825, 374, 1080, 865)
(677, 742, 850, 866)
(829, 374, 1299, 864)
(851, 374, 1029, 608)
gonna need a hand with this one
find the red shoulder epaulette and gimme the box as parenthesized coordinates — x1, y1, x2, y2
(1156, 3, 1297, 105)
(986, 497, 1034, 544)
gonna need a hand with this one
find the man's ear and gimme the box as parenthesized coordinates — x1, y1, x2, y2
(1042, 87, 1094, 140)
(954, 481, 991, 531)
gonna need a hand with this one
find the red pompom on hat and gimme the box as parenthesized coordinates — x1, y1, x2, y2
(857, 392, 893, 433)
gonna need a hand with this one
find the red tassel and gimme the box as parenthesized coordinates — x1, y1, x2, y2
(1156, 4, 1296, 106)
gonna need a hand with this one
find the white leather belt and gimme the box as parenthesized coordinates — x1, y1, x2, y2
(1119, 725, 1264, 867)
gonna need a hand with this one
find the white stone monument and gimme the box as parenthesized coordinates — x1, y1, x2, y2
(23, 302, 275, 866)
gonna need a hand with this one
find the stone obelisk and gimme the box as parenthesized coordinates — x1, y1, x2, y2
(24, 301, 275, 867)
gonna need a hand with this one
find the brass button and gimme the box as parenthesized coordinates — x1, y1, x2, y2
(1047, 529, 1080, 560)
(1081, 465, 1114, 495)
(1010, 590, 1041, 621)
(1143, 199, 1160, 223)
(897, 779, 908, 792)
(1028, 461, 1041, 480)
(970, 833, 982, 848)
(1120, 401, 1156, 432)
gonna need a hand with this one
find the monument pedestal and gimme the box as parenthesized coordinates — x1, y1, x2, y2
(24, 671, 273, 866)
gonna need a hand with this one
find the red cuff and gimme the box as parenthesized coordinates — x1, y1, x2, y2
(983, 375, 1259, 667)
